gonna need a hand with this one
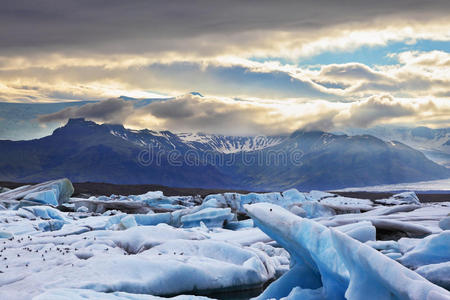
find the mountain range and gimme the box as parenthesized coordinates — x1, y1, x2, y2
(342, 126, 450, 168)
(0, 118, 448, 191)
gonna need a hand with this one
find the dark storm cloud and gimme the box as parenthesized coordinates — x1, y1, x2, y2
(1, 0, 449, 55)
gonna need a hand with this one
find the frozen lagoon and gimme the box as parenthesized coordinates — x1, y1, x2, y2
(0, 179, 449, 299)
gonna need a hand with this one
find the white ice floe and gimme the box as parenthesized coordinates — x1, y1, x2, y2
(0, 223, 279, 299)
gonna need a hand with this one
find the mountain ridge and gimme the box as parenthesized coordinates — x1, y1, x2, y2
(0, 118, 448, 191)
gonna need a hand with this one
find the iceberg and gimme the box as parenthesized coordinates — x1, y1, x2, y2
(0, 178, 74, 207)
(18, 206, 67, 221)
(37, 219, 65, 231)
(71, 198, 152, 214)
(181, 207, 234, 228)
(334, 221, 376, 243)
(376, 191, 421, 205)
(398, 231, 450, 268)
(245, 203, 450, 299)
(416, 262, 450, 290)
(301, 201, 336, 218)
(282, 189, 308, 204)
(106, 213, 173, 230)
(318, 196, 373, 212)
(439, 216, 450, 231)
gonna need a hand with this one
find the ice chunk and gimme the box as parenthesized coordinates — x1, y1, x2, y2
(37, 219, 65, 231)
(301, 201, 336, 218)
(365, 240, 400, 252)
(76, 206, 89, 213)
(0, 178, 74, 206)
(203, 192, 286, 214)
(71, 198, 152, 214)
(224, 219, 254, 230)
(416, 262, 450, 290)
(281, 287, 324, 300)
(289, 205, 307, 217)
(199, 198, 225, 209)
(0, 231, 13, 239)
(181, 207, 234, 228)
(119, 215, 138, 229)
(134, 213, 171, 226)
(22, 240, 274, 298)
(255, 264, 321, 300)
(334, 221, 376, 243)
(210, 227, 272, 246)
(282, 189, 308, 204)
(307, 190, 335, 201)
(439, 216, 450, 231)
(107, 213, 173, 230)
(133, 191, 164, 201)
(319, 196, 373, 212)
(376, 191, 421, 205)
(245, 203, 450, 299)
(19, 206, 66, 221)
(109, 224, 206, 254)
(399, 231, 450, 268)
(361, 204, 420, 216)
(24, 190, 59, 206)
(0, 187, 10, 193)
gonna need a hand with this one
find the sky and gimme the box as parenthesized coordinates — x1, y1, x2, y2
(0, 0, 449, 138)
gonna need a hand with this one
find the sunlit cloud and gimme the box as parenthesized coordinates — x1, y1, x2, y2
(0, 0, 449, 135)
(38, 94, 450, 135)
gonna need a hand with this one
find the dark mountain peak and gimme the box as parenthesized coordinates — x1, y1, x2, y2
(52, 118, 101, 136)
(66, 118, 91, 126)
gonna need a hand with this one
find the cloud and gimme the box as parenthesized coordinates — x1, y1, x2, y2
(38, 98, 134, 124)
(1, 2, 448, 138)
(335, 94, 415, 128)
(395, 50, 450, 67)
(37, 94, 450, 135)
(0, 1, 449, 59)
(318, 63, 388, 81)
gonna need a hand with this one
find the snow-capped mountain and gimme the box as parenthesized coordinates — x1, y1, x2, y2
(176, 133, 286, 153)
(342, 126, 450, 167)
(107, 121, 287, 154)
(0, 118, 449, 190)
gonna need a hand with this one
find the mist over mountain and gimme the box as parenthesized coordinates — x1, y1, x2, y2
(0, 118, 448, 191)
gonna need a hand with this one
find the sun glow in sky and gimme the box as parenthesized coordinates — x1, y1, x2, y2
(0, 0, 449, 138)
